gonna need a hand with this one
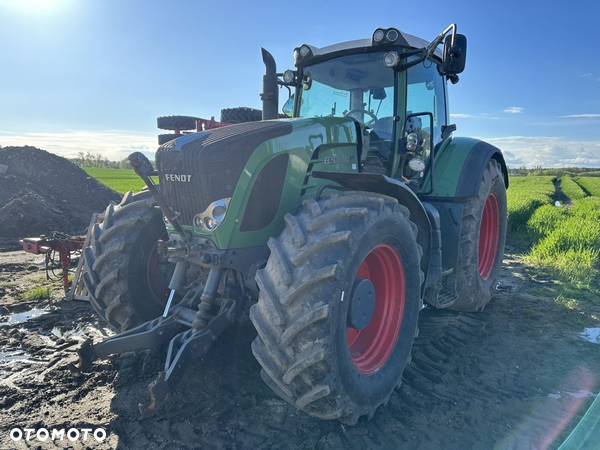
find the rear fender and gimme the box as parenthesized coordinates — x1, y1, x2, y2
(425, 137, 508, 199)
(421, 137, 508, 271)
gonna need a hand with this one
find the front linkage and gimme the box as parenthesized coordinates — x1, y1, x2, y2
(79, 152, 243, 416)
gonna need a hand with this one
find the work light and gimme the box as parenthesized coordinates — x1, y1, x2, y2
(299, 45, 312, 58)
(384, 51, 400, 68)
(373, 28, 385, 43)
(385, 28, 399, 42)
(283, 70, 296, 84)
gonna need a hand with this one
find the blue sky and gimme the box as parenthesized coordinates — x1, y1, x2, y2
(0, 0, 599, 167)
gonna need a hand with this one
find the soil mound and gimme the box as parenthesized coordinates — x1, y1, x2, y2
(0, 146, 119, 249)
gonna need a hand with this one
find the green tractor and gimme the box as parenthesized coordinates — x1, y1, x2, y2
(80, 24, 508, 424)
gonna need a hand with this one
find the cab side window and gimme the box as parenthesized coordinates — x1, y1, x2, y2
(407, 61, 447, 143)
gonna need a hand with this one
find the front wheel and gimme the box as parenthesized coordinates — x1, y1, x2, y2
(82, 193, 172, 331)
(250, 192, 423, 424)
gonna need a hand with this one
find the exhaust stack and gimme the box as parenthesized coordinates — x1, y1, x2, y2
(261, 48, 278, 120)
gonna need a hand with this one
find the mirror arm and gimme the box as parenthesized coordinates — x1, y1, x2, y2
(426, 23, 457, 58)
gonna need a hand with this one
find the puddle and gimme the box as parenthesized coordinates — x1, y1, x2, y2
(0, 307, 49, 326)
(548, 390, 596, 400)
(579, 327, 600, 344)
(0, 350, 37, 365)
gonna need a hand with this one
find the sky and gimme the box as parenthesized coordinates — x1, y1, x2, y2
(0, 0, 599, 167)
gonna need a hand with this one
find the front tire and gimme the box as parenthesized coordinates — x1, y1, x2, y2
(82, 193, 171, 331)
(250, 192, 423, 424)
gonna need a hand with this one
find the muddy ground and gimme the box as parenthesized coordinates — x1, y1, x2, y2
(1, 247, 599, 449)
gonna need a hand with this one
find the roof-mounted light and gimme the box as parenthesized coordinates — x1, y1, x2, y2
(299, 45, 312, 57)
(386, 28, 399, 42)
(373, 27, 402, 45)
(294, 44, 313, 64)
(373, 28, 385, 43)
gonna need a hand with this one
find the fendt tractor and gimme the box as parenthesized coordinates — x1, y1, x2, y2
(79, 24, 508, 424)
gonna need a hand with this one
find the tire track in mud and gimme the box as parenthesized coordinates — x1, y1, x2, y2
(1, 253, 599, 449)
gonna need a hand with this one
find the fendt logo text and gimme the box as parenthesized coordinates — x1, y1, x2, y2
(164, 173, 192, 182)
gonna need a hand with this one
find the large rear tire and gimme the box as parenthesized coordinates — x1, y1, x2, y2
(82, 192, 171, 331)
(448, 159, 507, 312)
(250, 191, 423, 424)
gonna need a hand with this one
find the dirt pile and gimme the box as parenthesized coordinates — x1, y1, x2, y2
(0, 146, 119, 248)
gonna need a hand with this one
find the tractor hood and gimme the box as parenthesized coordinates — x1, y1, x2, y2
(155, 120, 292, 226)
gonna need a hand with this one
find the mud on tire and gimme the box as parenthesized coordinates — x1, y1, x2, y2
(82, 192, 171, 331)
(448, 159, 507, 312)
(250, 191, 423, 424)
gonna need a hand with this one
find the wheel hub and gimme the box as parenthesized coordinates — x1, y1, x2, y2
(348, 279, 376, 330)
(346, 244, 406, 375)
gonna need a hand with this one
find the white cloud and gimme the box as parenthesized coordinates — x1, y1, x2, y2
(450, 113, 500, 120)
(0, 129, 157, 160)
(503, 106, 524, 114)
(560, 114, 600, 119)
(482, 136, 600, 168)
(580, 73, 600, 82)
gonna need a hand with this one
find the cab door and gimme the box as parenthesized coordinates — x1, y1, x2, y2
(391, 60, 448, 193)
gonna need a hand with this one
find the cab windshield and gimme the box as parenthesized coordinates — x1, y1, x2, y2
(298, 51, 395, 133)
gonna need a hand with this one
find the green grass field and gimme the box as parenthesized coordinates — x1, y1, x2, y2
(84, 167, 148, 194)
(506, 176, 555, 234)
(560, 176, 587, 201)
(505, 176, 600, 286)
(576, 177, 600, 197)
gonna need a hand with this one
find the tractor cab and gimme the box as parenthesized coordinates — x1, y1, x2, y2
(279, 25, 467, 192)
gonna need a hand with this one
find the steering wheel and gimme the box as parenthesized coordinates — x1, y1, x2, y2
(344, 109, 378, 126)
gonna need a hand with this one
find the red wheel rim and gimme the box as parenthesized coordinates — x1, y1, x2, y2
(347, 244, 406, 375)
(478, 193, 500, 280)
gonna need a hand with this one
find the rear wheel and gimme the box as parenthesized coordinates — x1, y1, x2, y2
(449, 159, 507, 311)
(250, 191, 423, 424)
(82, 193, 172, 331)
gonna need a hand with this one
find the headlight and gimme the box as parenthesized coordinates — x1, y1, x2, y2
(372, 28, 385, 43)
(408, 157, 426, 172)
(406, 132, 419, 152)
(384, 51, 400, 68)
(193, 198, 231, 232)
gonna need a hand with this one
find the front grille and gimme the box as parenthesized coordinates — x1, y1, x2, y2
(155, 121, 292, 225)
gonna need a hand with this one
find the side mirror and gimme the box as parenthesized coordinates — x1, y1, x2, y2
(442, 33, 467, 75)
(282, 94, 294, 117)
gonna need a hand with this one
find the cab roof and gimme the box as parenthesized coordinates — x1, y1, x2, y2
(303, 31, 443, 60)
